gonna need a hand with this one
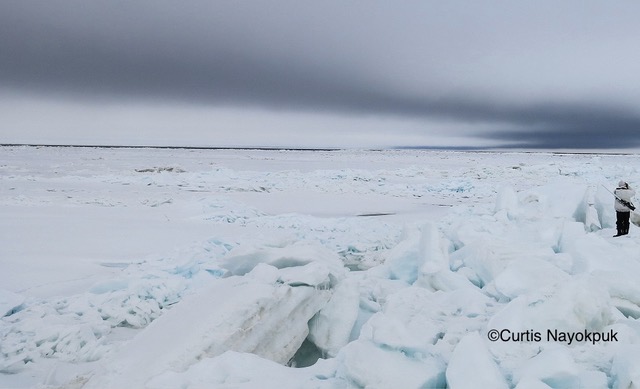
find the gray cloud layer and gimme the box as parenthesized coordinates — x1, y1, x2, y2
(2, 1, 640, 149)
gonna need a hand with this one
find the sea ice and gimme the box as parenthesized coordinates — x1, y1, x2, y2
(85, 262, 337, 388)
(446, 332, 509, 389)
(0, 290, 24, 317)
(2, 147, 640, 388)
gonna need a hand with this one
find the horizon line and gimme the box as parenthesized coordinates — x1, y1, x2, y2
(1, 143, 638, 156)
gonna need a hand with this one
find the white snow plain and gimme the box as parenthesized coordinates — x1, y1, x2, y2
(2, 146, 640, 389)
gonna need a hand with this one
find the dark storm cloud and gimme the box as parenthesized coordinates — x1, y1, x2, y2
(0, 1, 399, 109)
(485, 106, 640, 149)
(2, 1, 640, 149)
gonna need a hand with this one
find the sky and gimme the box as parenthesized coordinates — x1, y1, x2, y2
(1, 1, 640, 150)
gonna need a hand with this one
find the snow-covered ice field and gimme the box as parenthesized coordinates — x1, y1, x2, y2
(2, 146, 640, 388)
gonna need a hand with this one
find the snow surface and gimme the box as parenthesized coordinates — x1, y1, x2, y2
(2, 146, 640, 388)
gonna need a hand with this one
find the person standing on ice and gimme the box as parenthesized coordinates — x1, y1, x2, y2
(614, 181, 635, 237)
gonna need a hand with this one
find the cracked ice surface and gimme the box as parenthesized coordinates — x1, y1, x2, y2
(3, 147, 640, 388)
